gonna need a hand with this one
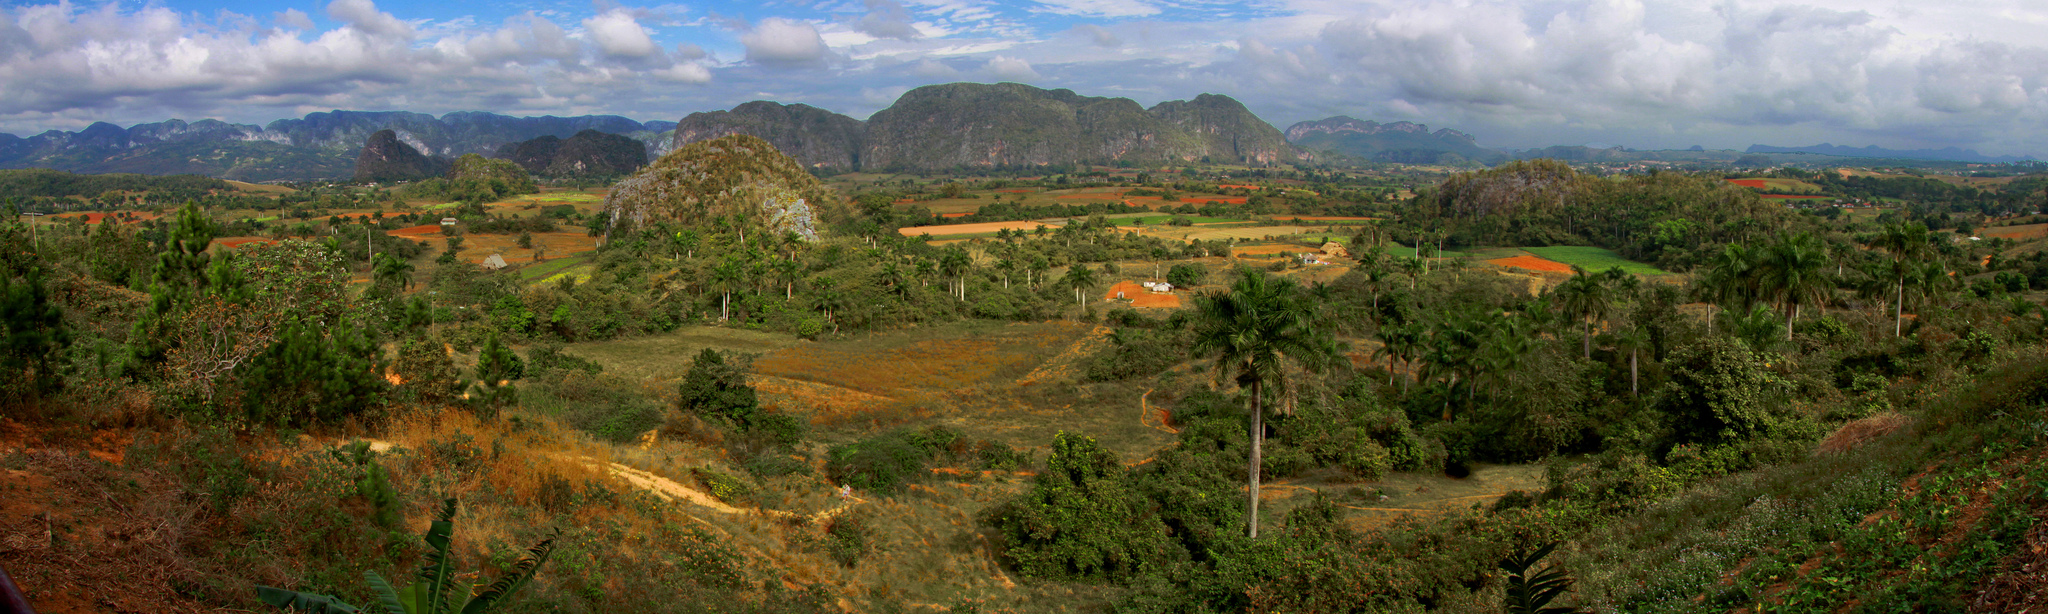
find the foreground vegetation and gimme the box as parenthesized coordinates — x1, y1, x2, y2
(2, 146, 2047, 613)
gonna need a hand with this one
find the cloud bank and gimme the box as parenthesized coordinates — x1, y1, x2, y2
(0, 0, 2042, 157)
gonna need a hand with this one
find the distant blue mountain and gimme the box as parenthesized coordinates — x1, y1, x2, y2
(1745, 143, 2037, 164)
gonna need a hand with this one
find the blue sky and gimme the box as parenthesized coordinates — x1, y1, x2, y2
(2, 0, 2046, 157)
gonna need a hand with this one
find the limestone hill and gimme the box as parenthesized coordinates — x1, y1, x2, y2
(602, 134, 841, 241)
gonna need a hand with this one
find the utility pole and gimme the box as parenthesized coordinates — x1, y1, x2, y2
(20, 212, 40, 250)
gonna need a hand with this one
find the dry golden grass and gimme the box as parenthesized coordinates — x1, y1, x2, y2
(1816, 411, 1912, 455)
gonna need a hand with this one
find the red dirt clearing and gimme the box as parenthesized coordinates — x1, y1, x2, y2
(1488, 254, 1572, 273)
(216, 237, 276, 248)
(1727, 179, 1768, 188)
(1233, 244, 1308, 256)
(1181, 197, 1247, 205)
(1217, 184, 1263, 190)
(898, 220, 1056, 236)
(1104, 281, 1183, 308)
(940, 212, 972, 218)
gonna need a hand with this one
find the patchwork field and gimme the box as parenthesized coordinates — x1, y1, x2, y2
(1524, 246, 1671, 275)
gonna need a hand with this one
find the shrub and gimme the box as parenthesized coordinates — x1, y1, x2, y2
(690, 468, 755, 505)
(825, 428, 956, 494)
(983, 432, 1172, 581)
(823, 509, 877, 568)
(1166, 263, 1205, 288)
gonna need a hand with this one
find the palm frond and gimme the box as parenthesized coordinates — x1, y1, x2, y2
(255, 585, 364, 613)
(460, 530, 560, 614)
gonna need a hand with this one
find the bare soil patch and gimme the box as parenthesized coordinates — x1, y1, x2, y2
(1488, 254, 1573, 273)
(1102, 281, 1183, 308)
(1983, 223, 2048, 240)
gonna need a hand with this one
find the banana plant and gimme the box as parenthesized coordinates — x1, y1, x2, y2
(257, 499, 557, 614)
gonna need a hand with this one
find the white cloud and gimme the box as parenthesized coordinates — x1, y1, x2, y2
(274, 8, 314, 31)
(743, 17, 829, 65)
(324, 0, 412, 39)
(985, 55, 1039, 80)
(1070, 24, 1120, 48)
(582, 10, 659, 59)
(858, 0, 922, 40)
(913, 58, 958, 77)
(653, 62, 713, 83)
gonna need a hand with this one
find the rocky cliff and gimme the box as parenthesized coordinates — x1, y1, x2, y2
(859, 83, 1294, 170)
(671, 101, 865, 171)
(354, 130, 447, 183)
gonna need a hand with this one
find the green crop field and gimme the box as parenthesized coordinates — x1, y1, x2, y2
(1524, 246, 1670, 275)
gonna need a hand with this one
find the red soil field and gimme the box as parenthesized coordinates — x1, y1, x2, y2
(897, 220, 1056, 237)
(1280, 216, 1378, 221)
(46, 212, 158, 224)
(216, 237, 276, 248)
(1487, 254, 1572, 273)
(1726, 179, 1768, 188)
(1181, 197, 1247, 205)
(892, 199, 915, 205)
(1103, 281, 1183, 308)
(1055, 191, 1131, 200)
(940, 212, 972, 218)
(1217, 184, 1263, 190)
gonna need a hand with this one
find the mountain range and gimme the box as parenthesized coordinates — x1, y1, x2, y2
(0, 112, 677, 182)
(1282, 116, 1504, 164)
(669, 83, 1296, 171)
(1743, 143, 2039, 164)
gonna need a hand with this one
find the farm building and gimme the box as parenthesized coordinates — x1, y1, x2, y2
(482, 254, 508, 270)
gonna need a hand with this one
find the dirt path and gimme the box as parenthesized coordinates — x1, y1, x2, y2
(364, 439, 865, 523)
(1137, 389, 1178, 435)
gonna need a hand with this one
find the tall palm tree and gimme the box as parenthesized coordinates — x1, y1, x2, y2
(1191, 268, 1340, 539)
(710, 257, 743, 321)
(1869, 222, 1931, 337)
(1755, 232, 1830, 341)
(1554, 267, 1611, 359)
(1062, 263, 1098, 310)
(940, 247, 972, 301)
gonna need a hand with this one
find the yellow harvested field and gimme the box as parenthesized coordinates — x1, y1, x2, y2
(898, 220, 1059, 237)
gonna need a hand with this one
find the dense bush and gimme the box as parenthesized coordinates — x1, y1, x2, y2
(983, 432, 1174, 581)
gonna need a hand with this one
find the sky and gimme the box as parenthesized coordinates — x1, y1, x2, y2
(1, 0, 2045, 157)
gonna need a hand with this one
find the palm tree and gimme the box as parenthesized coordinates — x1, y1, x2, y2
(940, 247, 972, 301)
(774, 258, 801, 299)
(1755, 232, 1829, 341)
(1191, 268, 1340, 539)
(1063, 263, 1099, 311)
(1612, 323, 1651, 397)
(1870, 222, 1931, 337)
(1554, 267, 1611, 359)
(372, 252, 415, 292)
(710, 257, 743, 321)
(1696, 243, 1754, 334)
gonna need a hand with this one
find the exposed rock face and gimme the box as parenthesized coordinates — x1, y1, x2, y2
(354, 130, 446, 183)
(1285, 116, 1503, 164)
(860, 83, 1296, 170)
(1148, 94, 1294, 166)
(603, 135, 842, 241)
(671, 101, 865, 171)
